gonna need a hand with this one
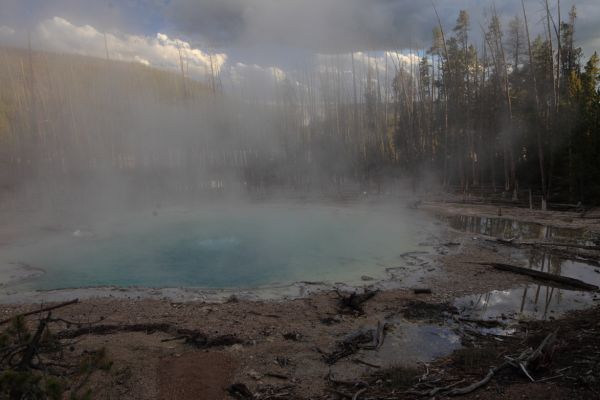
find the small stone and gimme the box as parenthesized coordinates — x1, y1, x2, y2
(248, 370, 262, 380)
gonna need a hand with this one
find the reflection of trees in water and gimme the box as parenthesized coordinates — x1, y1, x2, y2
(457, 216, 593, 321)
(522, 284, 557, 320)
(468, 278, 562, 321)
(446, 215, 587, 244)
(524, 242, 564, 319)
(447, 215, 546, 239)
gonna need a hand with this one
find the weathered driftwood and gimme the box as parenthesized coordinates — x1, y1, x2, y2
(18, 312, 51, 370)
(0, 299, 79, 325)
(57, 323, 243, 348)
(57, 323, 172, 339)
(413, 288, 433, 294)
(482, 262, 599, 291)
(484, 238, 600, 266)
(486, 237, 600, 251)
(444, 331, 557, 396)
(352, 358, 381, 368)
(322, 321, 387, 365)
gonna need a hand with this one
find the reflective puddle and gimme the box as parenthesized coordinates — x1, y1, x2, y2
(455, 285, 599, 322)
(443, 214, 599, 245)
(358, 321, 462, 368)
(445, 214, 600, 321)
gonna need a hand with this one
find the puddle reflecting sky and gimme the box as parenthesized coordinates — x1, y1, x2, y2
(446, 214, 600, 321)
(359, 321, 462, 367)
(527, 250, 600, 286)
(456, 285, 599, 321)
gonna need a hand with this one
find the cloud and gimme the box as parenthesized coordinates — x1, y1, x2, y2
(164, 0, 600, 56)
(221, 62, 288, 99)
(0, 26, 15, 36)
(165, 0, 430, 52)
(1, 1, 599, 58)
(33, 17, 226, 79)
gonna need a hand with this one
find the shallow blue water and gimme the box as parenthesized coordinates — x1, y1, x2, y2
(6, 203, 435, 290)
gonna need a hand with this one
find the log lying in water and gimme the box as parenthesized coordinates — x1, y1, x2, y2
(485, 237, 600, 252)
(482, 262, 599, 291)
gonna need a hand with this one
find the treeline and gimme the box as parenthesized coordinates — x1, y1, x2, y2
(267, 3, 600, 206)
(397, 3, 600, 206)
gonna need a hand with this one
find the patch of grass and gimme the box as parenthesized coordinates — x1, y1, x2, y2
(0, 370, 65, 400)
(0, 315, 112, 400)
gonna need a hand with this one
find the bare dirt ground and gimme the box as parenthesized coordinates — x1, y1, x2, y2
(1, 201, 599, 399)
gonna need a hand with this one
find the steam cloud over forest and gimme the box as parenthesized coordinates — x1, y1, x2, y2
(0, 0, 600, 211)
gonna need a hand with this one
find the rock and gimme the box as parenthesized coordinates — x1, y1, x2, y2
(282, 331, 302, 341)
(247, 369, 262, 380)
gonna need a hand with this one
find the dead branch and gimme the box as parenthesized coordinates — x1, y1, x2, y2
(56, 323, 244, 348)
(486, 236, 599, 252)
(322, 322, 386, 364)
(18, 313, 51, 370)
(446, 364, 508, 396)
(352, 358, 381, 368)
(352, 387, 367, 400)
(0, 299, 79, 325)
(481, 262, 599, 291)
(264, 372, 289, 380)
(56, 323, 172, 339)
(413, 288, 432, 294)
(443, 331, 557, 396)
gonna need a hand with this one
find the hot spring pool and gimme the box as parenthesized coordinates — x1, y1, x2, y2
(2, 203, 437, 291)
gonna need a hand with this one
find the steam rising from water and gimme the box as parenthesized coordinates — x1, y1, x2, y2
(2, 203, 438, 290)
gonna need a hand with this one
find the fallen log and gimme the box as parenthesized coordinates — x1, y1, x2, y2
(486, 237, 600, 252)
(57, 323, 243, 348)
(413, 288, 432, 295)
(0, 299, 79, 325)
(482, 262, 598, 291)
(56, 323, 172, 339)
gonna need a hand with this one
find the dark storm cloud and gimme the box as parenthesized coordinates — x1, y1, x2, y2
(0, 0, 167, 34)
(1, 1, 598, 57)
(164, 0, 600, 55)
(164, 0, 434, 51)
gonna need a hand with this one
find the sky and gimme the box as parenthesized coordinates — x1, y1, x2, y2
(1, 0, 599, 87)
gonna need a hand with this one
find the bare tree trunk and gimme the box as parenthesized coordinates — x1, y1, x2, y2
(522, 0, 546, 209)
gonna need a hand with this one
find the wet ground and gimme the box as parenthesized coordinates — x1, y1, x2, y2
(1, 201, 599, 399)
(443, 213, 600, 244)
(444, 213, 600, 321)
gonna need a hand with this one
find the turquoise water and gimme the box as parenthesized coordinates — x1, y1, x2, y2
(5, 203, 435, 290)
